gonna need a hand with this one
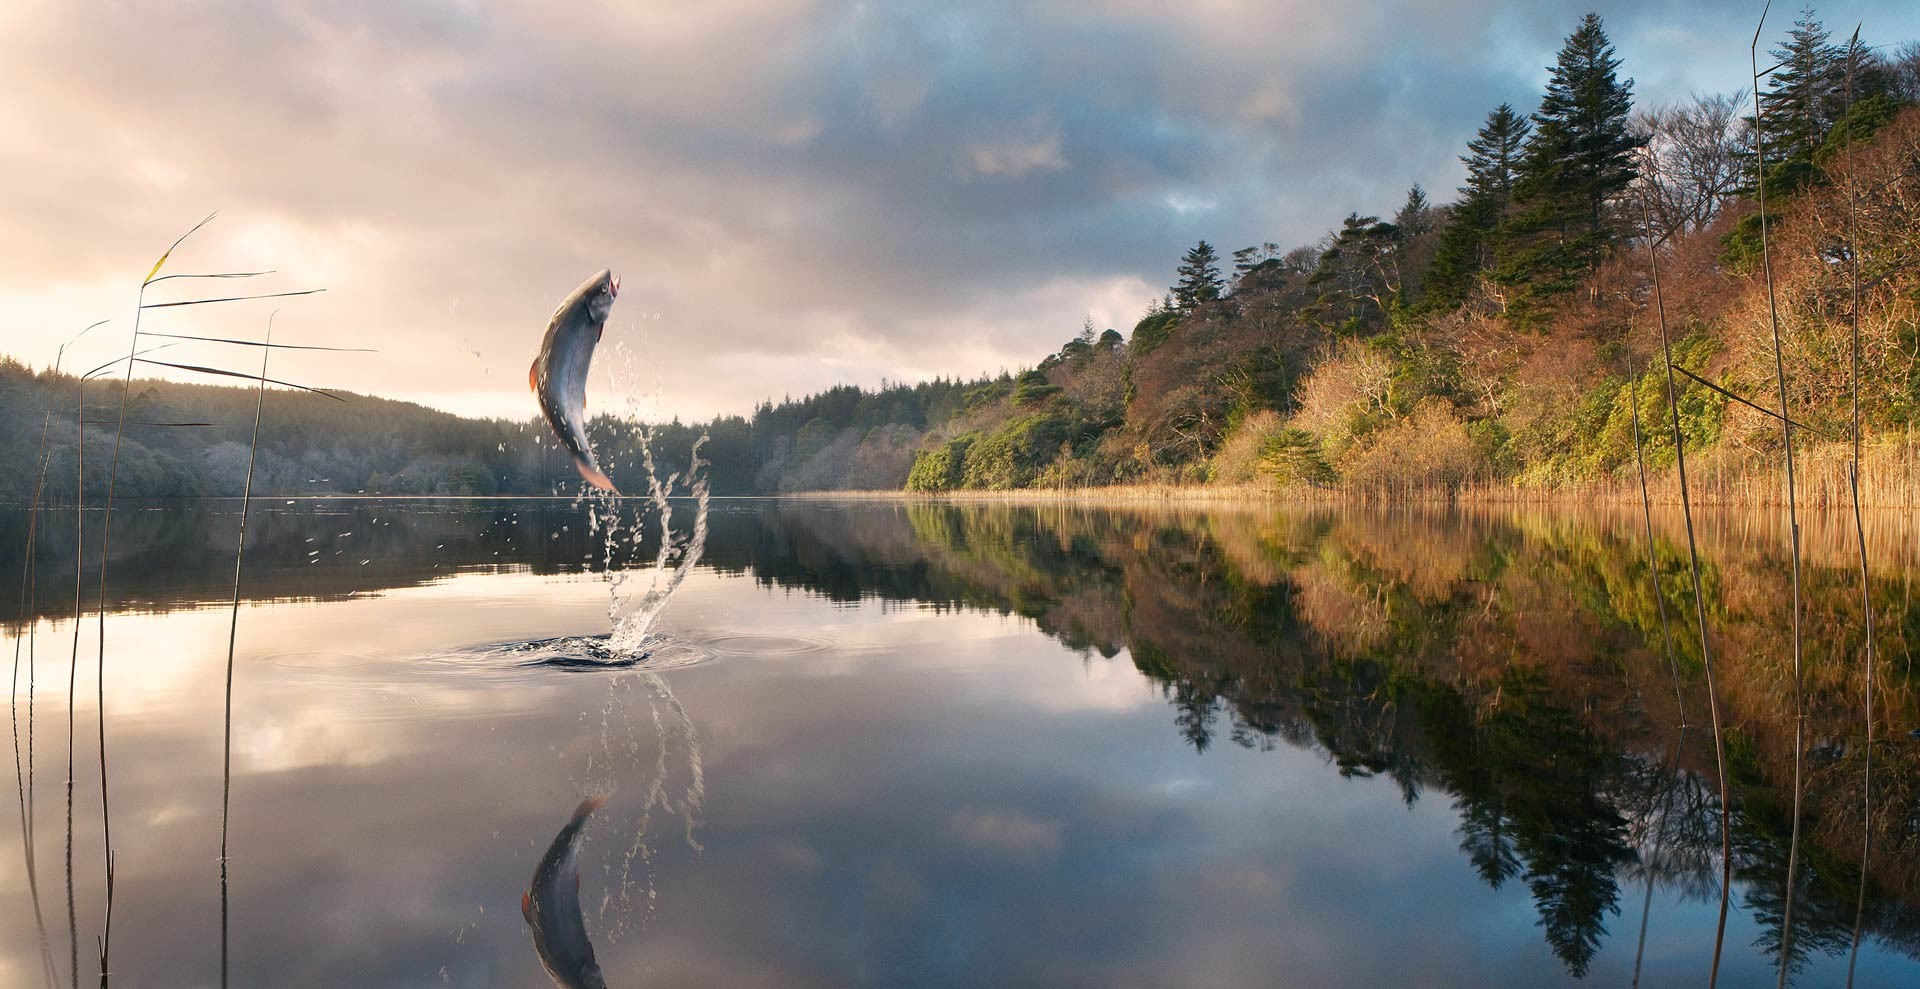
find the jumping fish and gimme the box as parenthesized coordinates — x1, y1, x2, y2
(523, 795, 611, 989)
(531, 269, 620, 492)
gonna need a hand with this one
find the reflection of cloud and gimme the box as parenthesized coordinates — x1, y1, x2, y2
(949, 807, 1065, 858)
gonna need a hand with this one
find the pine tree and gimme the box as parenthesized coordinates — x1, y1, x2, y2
(1462, 103, 1531, 206)
(1756, 9, 1841, 168)
(1497, 13, 1641, 312)
(1424, 105, 1531, 309)
(1173, 241, 1224, 310)
(1395, 185, 1433, 238)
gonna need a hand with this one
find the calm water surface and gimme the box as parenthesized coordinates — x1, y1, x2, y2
(3, 498, 1917, 987)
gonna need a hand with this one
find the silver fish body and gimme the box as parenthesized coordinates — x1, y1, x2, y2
(531, 269, 620, 492)
(523, 795, 610, 989)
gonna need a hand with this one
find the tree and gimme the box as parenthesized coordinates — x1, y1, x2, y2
(1756, 9, 1841, 169)
(1425, 105, 1532, 310)
(1307, 214, 1400, 332)
(1394, 184, 1434, 238)
(1632, 91, 1748, 243)
(1173, 241, 1224, 310)
(1497, 13, 1641, 311)
(1463, 104, 1531, 206)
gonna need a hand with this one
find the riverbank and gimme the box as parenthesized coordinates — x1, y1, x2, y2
(794, 433, 1920, 511)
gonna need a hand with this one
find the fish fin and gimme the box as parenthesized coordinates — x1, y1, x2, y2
(573, 794, 609, 821)
(521, 889, 532, 922)
(575, 461, 619, 494)
(528, 359, 539, 394)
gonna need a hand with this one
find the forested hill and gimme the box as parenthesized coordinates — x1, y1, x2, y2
(6, 11, 1918, 501)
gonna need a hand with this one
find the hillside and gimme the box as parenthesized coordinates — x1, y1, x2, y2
(5, 12, 1916, 504)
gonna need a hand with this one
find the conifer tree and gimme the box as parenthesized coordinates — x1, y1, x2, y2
(1173, 241, 1224, 310)
(1497, 13, 1641, 312)
(1756, 9, 1841, 168)
(1425, 104, 1531, 309)
(1395, 184, 1433, 238)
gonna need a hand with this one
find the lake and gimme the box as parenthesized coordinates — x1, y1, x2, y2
(2, 497, 1916, 987)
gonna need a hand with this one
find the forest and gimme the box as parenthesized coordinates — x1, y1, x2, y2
(4, 10, 1918, 501)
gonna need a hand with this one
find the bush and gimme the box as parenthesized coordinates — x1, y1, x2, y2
(1339, 398, 1484, 492)
(960, 414, 1074, 489)
(1258, 428, 1337, 486)
(906, 436, 972, 492)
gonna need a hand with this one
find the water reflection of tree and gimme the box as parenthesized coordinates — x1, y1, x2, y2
(14, 499, 1919, 977)
(735, 502, 1920, 977)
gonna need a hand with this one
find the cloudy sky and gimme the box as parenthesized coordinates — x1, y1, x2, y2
(2, 1, 1916, 423)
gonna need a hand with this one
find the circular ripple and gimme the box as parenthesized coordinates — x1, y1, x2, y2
(692, 630, 838, 658)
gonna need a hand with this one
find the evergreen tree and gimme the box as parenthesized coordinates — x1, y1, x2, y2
(1462, 103, 1532, 206)
(1394, 184, 1434, 238)
(1756, 9, 1841, 168)
(1425, 104, 1531, 309)
(1173, 241, 1224, 310)
(1497, 13, 1641, 313)
(1307, 213, 1400, 332)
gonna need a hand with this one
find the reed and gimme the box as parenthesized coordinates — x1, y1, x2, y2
(219, 315, 275, 989)
(1642, 187, 1735, 986)
(1840, 26, 1879, 989)
(10, 328, 97, 989)
(1630, 373, 1686, 722)
(1750, 9, 1810, 980)
(63, 214, 334, 988)
(63, 366, 85, 989)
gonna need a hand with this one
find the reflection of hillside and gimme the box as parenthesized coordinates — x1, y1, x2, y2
(740, 501, 1919, 977)
(5, 498, 1914, 977)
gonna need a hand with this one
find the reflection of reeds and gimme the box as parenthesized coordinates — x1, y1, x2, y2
(11, 330, 95, 989)
(1630, 374, 1685, 721)
(64, 369, 86, 989)
(220, 316, 275, 989)
(70, 215, 335, 988)
(1839, 27, 1879, 989)
(1641, 187, 1735, 985)
(1749, 11, 1811, 979)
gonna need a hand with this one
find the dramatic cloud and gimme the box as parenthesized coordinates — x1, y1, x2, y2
(1, 0, 1915, 421)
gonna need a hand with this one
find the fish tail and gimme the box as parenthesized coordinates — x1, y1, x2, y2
(574, 460, 619, 494)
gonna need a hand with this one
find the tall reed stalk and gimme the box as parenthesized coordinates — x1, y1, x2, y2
(1750, 10, 1811, 980)
(1641, 190, 1734, 987)
(219, 316, 274, 989)
(11, 329, 97, 989)
(63, 370, 86, 989)
(1630, 373, 1685, 722)
(1839, 26, 1879, 989)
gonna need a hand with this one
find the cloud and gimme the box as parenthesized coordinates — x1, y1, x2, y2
(949, 807, 1067, 857)
(967, 124, 1069, 178)
(1, 0, 1916, 422)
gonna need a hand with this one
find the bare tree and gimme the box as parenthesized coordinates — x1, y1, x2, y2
(1632, 91, 1749, 243)
(1887, 40, 1920, 104)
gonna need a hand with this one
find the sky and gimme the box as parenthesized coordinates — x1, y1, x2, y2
(2, 0, 1916, 423)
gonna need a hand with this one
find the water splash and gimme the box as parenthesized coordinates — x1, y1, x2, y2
(577, 671, 705, 943)
(571, 338, 710, 661)
(604, 431, 709, 656)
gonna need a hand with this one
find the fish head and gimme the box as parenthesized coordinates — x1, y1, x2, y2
(586, 268, 618, 324)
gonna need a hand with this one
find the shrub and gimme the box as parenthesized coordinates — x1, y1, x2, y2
(1339, 398, 1484, 492)
(906, 436, 972, 492)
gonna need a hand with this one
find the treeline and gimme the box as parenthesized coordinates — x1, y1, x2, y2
(0, 359, 567, 499)
(6, 10, 1916, 500)
(886, 9, 1920, 496)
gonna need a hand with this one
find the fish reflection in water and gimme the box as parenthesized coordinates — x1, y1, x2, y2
(524, 795, 610, 989)
(514, 661, 704, 985)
